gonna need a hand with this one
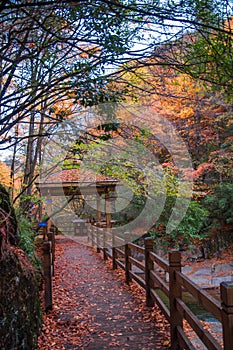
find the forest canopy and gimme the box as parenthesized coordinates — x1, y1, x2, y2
(0, 0, 232, 251)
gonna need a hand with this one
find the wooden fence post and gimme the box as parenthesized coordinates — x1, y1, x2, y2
(96, 227, 101, 253)
(103, 228, 108, 261)
(42, 225, 46, 240)
(87, 222, 90, 244)
(43, 241, 53, 312)
(51, 229, 55, 272)
(144, 237, 155, 307)
(169, 251, 182, 350)
(125, 232, 132, 284)
(47, 217, 52, 237)
(89, 224, 94, 246)
(48, 229, 55, 275)
(112, 231, 117, 270)
(221, 282, 233, 350)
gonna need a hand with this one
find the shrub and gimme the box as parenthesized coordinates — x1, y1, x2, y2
(150, 198, 209, 249)
(17, 211, 41, 270)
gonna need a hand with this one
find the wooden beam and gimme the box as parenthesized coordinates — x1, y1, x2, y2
(105, 193, 111, 228)
(97, 195, 101, 222)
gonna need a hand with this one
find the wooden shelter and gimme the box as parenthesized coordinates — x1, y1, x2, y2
(36, 169, 119, 232)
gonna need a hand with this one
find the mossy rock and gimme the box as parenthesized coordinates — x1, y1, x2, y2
(0, 245, 42, 350)
(0, 183, 42, 349)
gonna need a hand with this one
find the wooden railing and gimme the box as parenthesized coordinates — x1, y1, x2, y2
(88, 226, 233, 350)
(42, 224, 56, 312)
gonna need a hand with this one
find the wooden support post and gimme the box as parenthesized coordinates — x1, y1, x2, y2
(46, 196, 52, 235)
(52, 230, 55, 264)
(169, 251, 182, 350)
(87, 223, 90, 243)
(47, 218, 52, 237)
(144, 237, 155, 307)
(55, 225, 59, 235)
(97, 195, 101, 223)
(87, 223, 91, 244)
(105, 193, 111, 228)
(103, 228, 108, 261)
(112, 231, 117, 270)
(221, 282, 233, 350)
(43, 242, 52, 312)
(47, 230, 51, 240)
(125, 232, 132, 284)
(96, 227, 101, 253)
(91, 225, 94, 246)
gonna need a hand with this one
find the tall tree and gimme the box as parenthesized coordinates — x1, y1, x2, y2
(0, 0, 232, 211)
(0, 1, 139, 212)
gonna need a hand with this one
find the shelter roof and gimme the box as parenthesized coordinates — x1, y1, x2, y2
(36, 168, 119, 196)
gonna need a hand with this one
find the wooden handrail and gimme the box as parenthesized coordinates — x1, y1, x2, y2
(128, 256, 145, 271)
(177, 325, 197, 350)
(176, 270, 222, 322)
(176, 298, 222, 350)
(114, 247, 125, 256)
(150, 270, 169, 297)
(150, 251, 169, 272)
(150, 288, 170, 321)
(114, 235, 125, 245)
(128, 242, 145, 254)
(129, 271, 146, 289)
(89, 227, 233, 350)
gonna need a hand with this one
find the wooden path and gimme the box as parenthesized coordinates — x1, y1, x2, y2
(38, 235, 169, 349)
